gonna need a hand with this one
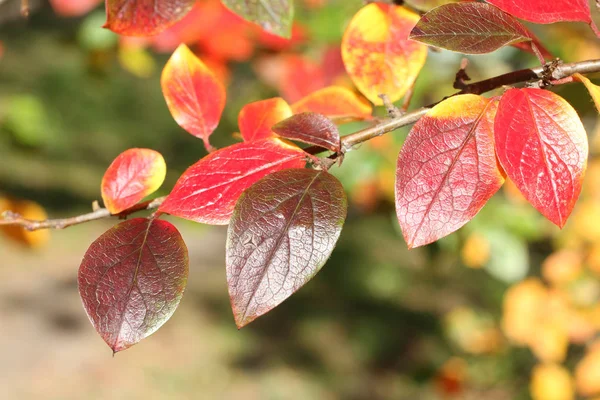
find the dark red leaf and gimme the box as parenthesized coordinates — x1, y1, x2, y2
(396, 95, 504, 248)
(159, 138, 306, 225)
(494, 88, 588, 228)
(78, 218, 189, 353)
(272, 112, 341, 152)
(409, 3, 532, 54)
(226, 168, 347, 328)
(104, 0, 195, 36)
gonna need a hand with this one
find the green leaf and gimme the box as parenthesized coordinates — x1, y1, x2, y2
(226, 168, 347, 328)
(221, 0, 294, 38)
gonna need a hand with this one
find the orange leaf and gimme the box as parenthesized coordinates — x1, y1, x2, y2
(395, 95, 504, 248)
(239, 97, 292, 142)
(341, 3, 427, 105)
(101, 148, 166, 214)
(574, 73, 600, 112)
(0, 198, 50, 249)
(291, 86, 372, 120)
(104, 0, 195, 36)
(494, 88, 588, 228)
(161, 44, 226, 151)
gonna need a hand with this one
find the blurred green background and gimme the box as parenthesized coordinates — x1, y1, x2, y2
(2, 1, 600, 399)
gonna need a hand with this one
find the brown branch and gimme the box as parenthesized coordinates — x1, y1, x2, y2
(0, 196, 166, 231)
(3, 58, 600, 231)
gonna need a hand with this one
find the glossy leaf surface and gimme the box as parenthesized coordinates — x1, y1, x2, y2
(159, 138, 306, 225)
(396, 95, 504, 248)
(494, 88, 588, 227)
(291, 86, 373, 120)
(409, 3, 532, 54)
(104, 0, 195, 36)
(161, 44, 226, 151)
(574, 73, 600, 112)
(342, 3, 427, 105)
(221, 0, 293, 38)
(272, 112, 341, 152)
(79, 218, 188, 353)
(226, 168, 347, 328)
(101, 148, 166, 214)
(239, 97, 292, 142)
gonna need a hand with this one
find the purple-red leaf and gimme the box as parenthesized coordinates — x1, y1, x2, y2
(226, 168, 347, 328)
(272, 112, 341, 152)
(159, 138, 306, 225)
(494, 88, 588, 228)
(161, 44, 226, 151)
(104, 0, 195, 36)
(409, 3, 532, 54)
(78, 218, 188, 353)
(396, 95, 504, 248)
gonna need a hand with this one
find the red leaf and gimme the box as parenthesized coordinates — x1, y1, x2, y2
(226, 168, 347, 327)
(101, 148, 166, 214)
(78, 218, 188, 353)
(238, 97, 292, 142)
(494, 88, 588, 227)
(290, 86, 373, 121)
(159, 138, 306, 225)
(409, 3, 532, 54)
(396, 95, 504, 248)
(161, 44, 226, 151)
(486, 0, 600, 37)
(272, 112, 341, 152)
(104, 0, 195, 36)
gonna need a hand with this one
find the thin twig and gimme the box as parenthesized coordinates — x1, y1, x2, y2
(0, 196, 166, 231)
(3, 58, 600, 231)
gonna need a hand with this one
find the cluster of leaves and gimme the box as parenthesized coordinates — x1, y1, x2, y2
(28, 0, 600, 352)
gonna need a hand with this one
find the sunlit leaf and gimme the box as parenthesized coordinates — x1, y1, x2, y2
(576, 342, 600, 396)
(395, 95, 504, 248)
(574, 73, 600, 112)
(409, 3, 532, 54)
(226, 168, 347, 327)
(272, 112, 340, 152)
(341, 3, 427, 105)
(502, 278, 547, 345)
(0, 197, 49, 249)
(494, 88, 588, 228)
(161, 44, 226, 151)
(239, 97, 292, 142)
(104, 0, 195, 36)
(159, 138, 306, 225)
(487, 0, 599, 36)
(221, 0, 294, 38)
(101, 148, 166, 214)
(291, 86, 372, 120)
(531, 363, 575, 400)
(78, 218, 188, 353)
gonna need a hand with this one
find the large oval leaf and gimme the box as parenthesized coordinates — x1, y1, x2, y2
(290, 86, 373, 121)
(221, 0, 294, 38)
(101, 148, 166, 214)
(104, 0, 195, 36)
(272, 112, 341, 152)
(494, 88, 588, 228)
(159, 138, 306, 225)
(396, 95, 504, 248)
(161, 44, 226, 151)
(226, 168, 347, 328)
(78, 218, 189, 353)
(409, 3, 532, 54)
(341, 3, 427, 105)
(238, 97, 292, 142)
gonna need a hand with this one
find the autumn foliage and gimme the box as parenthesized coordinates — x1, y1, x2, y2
(5, 2, 599, 382)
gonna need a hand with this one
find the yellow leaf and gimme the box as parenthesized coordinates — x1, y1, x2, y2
(341, 3, 427, 105)
(576, 342, 600, 396)
(0, 197, 50, 248)
(574, 73, 600, 113)
(530, 363, 574, 400)
(461, 233, 491, 269)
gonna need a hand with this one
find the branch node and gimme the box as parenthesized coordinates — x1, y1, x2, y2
(378, 93, 402, 118)
(453, 58, 471, 90)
